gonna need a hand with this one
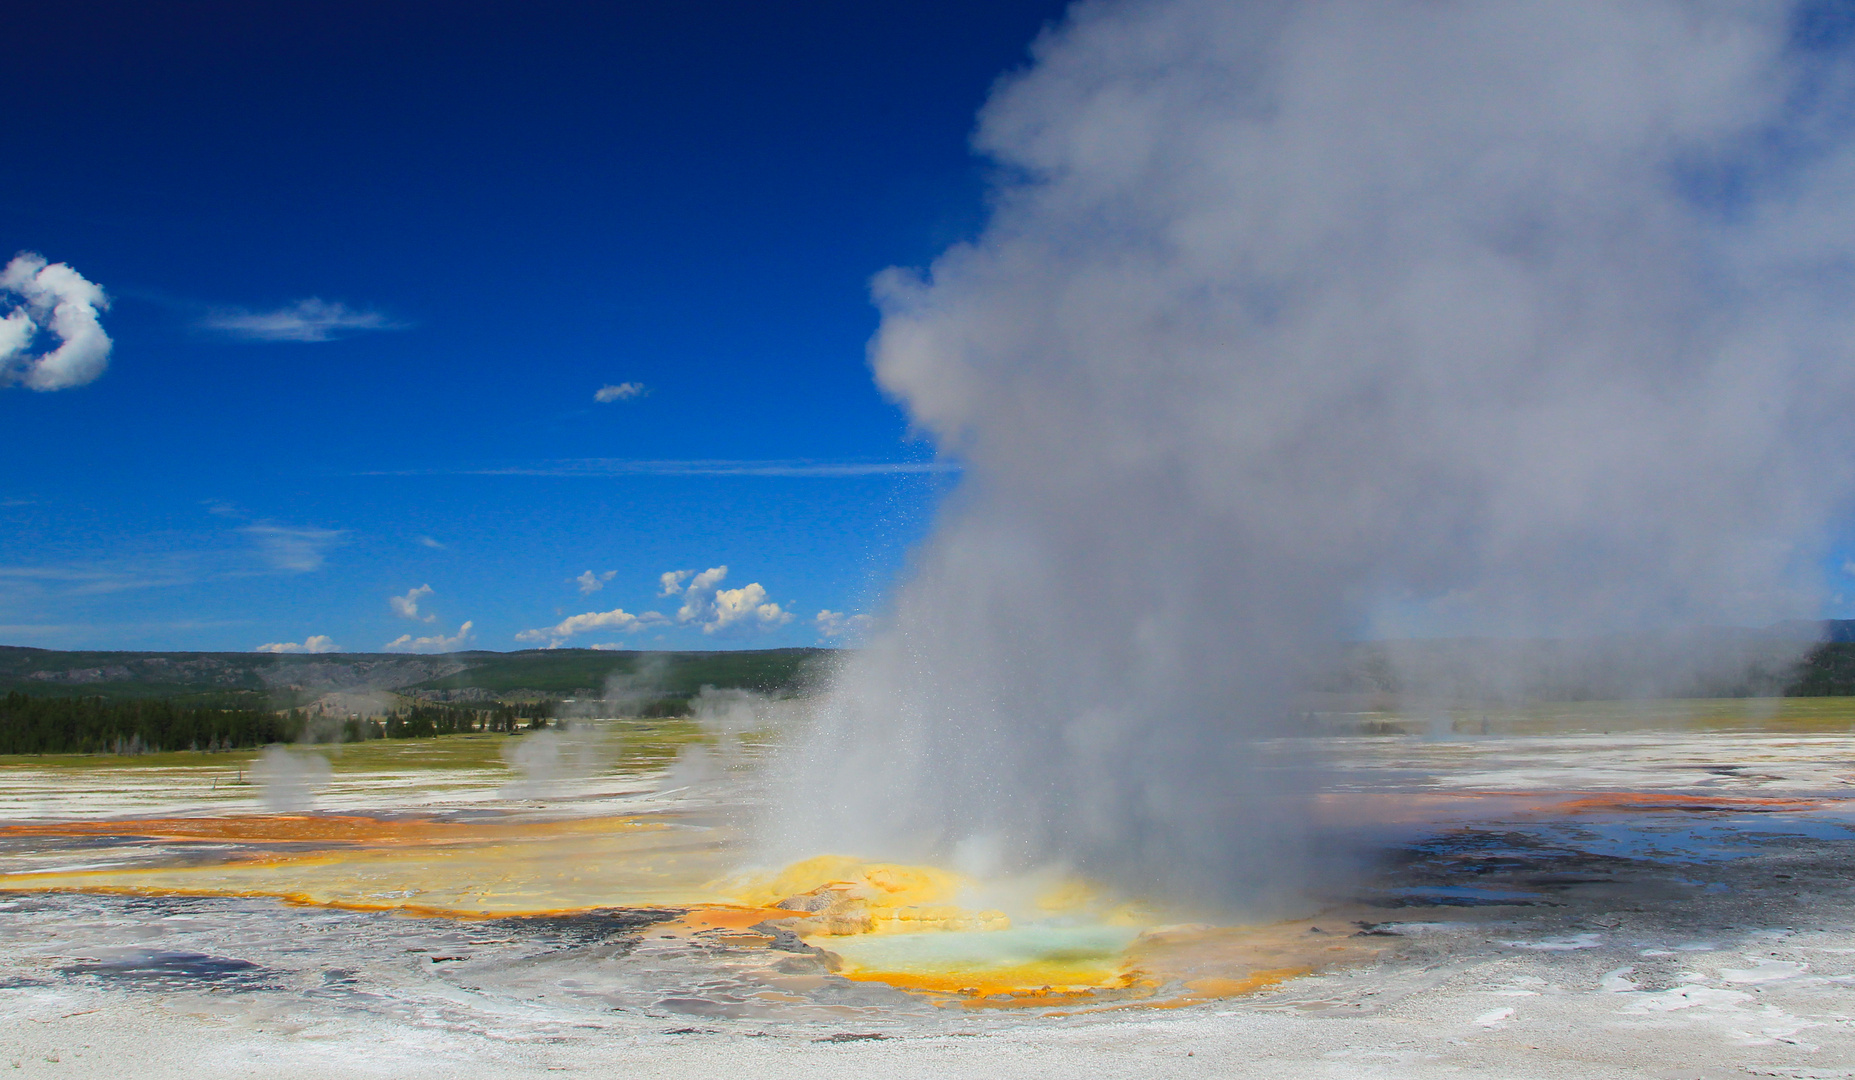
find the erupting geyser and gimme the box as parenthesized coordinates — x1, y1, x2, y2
(768, 0, 1855, 908)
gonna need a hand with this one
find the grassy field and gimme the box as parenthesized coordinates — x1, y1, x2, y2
(6, 696, 1851, 774)
(409, 648, 834, 697)
(0, 717, 712, 773)
(1336, 695, 1855, 736)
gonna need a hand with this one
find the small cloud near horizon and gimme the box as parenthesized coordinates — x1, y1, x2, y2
(385, 620, 473, 653)
(815, 610, 873, 641)
(390, 584, 437, 622)
(518, 565, 791, 646)
(594, 382, 646, 402)
(516, 606, 666, 648)
(201, 298, 405, 343)
(576, 569, 617, 594)
(256, 635, 337, 654)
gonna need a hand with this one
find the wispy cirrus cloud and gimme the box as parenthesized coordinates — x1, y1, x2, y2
(201, 298, 406, 343)
(362, 458, 960, 478)
(594, 382, 646, 403)
(0, 619, 247, 644)
(0, 555, 214, 597)
(241, 523, 345, 572)
(1, 522, 345, 604)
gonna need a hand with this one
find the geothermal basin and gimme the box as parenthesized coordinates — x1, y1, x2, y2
(1, 702, 1853, 1078)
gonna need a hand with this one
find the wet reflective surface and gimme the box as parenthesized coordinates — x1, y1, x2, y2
(2, 713, 1853, 1076)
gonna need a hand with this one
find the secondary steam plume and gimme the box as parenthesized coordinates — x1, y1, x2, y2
(251, 747, 332, 812)
(769, 0, 1855, 908)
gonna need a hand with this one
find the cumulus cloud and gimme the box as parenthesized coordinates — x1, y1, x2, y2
(256, 635, 337, 654)
(390, 584, 436, 622)
(521, 565, 791, 645)
(0, 253, 111, 391)
(202, 298, 403, 342)
(667, 565, 789, 634)
(242, 523, 344, 572)
(515, 606, 667, 647)
(576, 569, 617, 594)
(385, 620, 473, 654)
(594, 382, 646, 402)
(815, 610, 874, 640)
(708, 583, 792, 634)
(674, 566, 730, 622)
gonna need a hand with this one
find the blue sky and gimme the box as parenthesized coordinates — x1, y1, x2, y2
(0, 0, 1067, 653)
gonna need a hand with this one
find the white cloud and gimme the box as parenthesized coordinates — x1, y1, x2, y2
(706, 583, 792, 634)
(594, 382, 646, 402)
(576, 569, 617, 594)
(0, 253, 111, 391)
(1843, 560, 1855, 577)
(662, 565, 790, 634)
(242, 523, 345, 572)
(675, 566, 730, 622)
(815, 610, 874, 640)
(515, 606, 667, 647)
(390, 584, 436, 622)
(256, 635, 338, 654)
(416, 535, 446, 549)
(589, 642, 626, 651)
(202, 298, 403, 342)
(384, 620, 473, 654)
(520, 565, 791, 645)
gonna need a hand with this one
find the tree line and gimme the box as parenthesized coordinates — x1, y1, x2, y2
(0, 694, 561, 755)
(0, 692, 302, 754)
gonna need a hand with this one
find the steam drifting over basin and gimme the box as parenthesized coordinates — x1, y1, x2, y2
(769, 0, 1855, 907)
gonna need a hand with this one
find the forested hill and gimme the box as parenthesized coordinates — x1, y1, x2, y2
(8, 619, 1855, 709)
(0, 646, 833, 704)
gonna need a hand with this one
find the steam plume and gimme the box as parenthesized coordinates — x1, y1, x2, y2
(251, 747, 331, 812)
(769, 0, 1855, 908)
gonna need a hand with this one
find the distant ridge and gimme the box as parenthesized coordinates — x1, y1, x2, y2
(0, 646, 834, 706)
(1767, 619, 1855, 643)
